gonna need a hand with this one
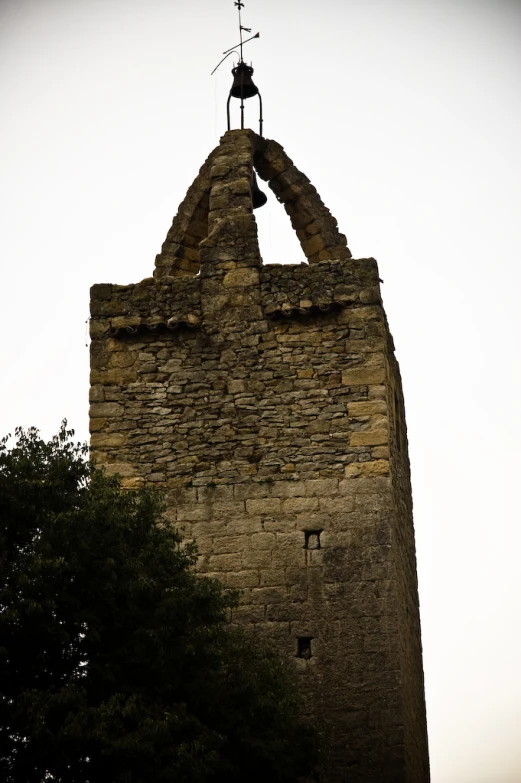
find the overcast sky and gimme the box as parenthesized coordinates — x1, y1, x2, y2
(2, 1, 521, 780)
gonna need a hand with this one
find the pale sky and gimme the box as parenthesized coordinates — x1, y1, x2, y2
(1, 1, 521, 780)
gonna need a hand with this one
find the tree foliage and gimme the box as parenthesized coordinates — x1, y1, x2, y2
(0, 425, 317, 782)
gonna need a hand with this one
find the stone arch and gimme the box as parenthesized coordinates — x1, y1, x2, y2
(155, 132, 352, 278)
(154, 144, 222, 279)
(254, 139, 352, 264)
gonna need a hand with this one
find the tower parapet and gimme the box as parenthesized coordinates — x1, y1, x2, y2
(90, 130, 429, 782)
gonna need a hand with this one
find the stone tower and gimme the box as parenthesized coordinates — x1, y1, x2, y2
(89, 130, 429, 782)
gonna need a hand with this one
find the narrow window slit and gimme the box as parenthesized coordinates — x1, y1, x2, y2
(297, 637, 313, 660)
(304, 530, 322, 550)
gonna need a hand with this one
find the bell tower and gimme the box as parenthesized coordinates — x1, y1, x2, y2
(89, 7, 429, 781)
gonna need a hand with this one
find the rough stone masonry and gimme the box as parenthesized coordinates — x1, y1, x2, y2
(89, 129, 429, 782)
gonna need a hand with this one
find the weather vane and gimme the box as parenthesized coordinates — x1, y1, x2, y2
(211, 1, 263, 137)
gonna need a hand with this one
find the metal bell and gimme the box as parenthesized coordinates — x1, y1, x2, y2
(251, 171, 267, 209)
(230, 61, 259, 100)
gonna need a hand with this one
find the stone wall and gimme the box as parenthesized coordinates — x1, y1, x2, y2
(89, 130, 429, 782)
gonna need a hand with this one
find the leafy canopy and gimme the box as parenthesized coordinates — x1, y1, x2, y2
(0, 425, 317, 783)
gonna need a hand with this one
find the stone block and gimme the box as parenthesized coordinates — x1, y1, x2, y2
(344, 338, 385, 353)
(167, 487, 198, 505)
(262, 516, 297, 533)
(271, 547, 305, 569)
(89, 320, 107, 339)
(282, 496, 320, 514)
(91, 368, 137, 385)
(111, 316, 141, 330)
(246, 549, 273, 569)
(350, 430, 389, 447)
(250, 587, 286, 604)
(342, 367, 386, 386)
(318, 496, 355, 514)
(89, 402, 123, 418)
(231, 605, 266, 623)
(301, 234, 325, 257)
(177, 506, 211, 523)
(245, 497, 281, 515)
(227, 379, 247, 394)
(338, 477, 392, 495)
(271, 481, 307, 499)
(249, 532, 276, 551)
(225, 517, 263, 535)
(361, 562, 392, 581)
(347, 400, 387, 416)
(89, 385, 105, 403)
(109, 352, 136, 369)
(90, 432, 127, 448)
(211, 535, 250, 555)
(119, 476, 145, 490)
(89, 417, 107, 433)
(275, 531, 304, 549)
(191, 521, 228, 539)
(345, 460, 390, 477)
(260, 569, 286, 587)
(197, 485, 234, 503)
(101, 462, 136, 477)
(211, 501, 245, 519)
(226, 570, 260, 588)
(208, 552, 243, 571)
(222, 267, 260, 287)
(368, 384, 386, 400)
(354, 493, 393, 513)
(210, 163, 231, 178)
(304, 479, 339, 497)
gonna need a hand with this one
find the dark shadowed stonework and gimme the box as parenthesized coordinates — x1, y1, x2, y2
(89, 130, 429, 782)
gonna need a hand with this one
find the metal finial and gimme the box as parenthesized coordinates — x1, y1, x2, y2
(211, 1, 260, 76)
(211, 1, 264, 137)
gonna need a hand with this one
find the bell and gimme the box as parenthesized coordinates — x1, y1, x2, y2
(230, 61, 259, 100)
(251, 171, 267, 209)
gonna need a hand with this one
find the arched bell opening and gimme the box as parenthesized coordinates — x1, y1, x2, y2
(252, 159, 308, 266)
(155, 133, 352, 279)
(253, 141, 352, 265)
(154, 148, 220, 280)
(154, 189, 210, 279)
(176, 190, 210, 277)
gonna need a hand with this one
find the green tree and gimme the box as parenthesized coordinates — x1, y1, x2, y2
(0, 425, 317, 783)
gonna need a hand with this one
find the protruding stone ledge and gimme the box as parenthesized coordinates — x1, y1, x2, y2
(90, 277, 201, 338)
(260, 257, 381, 318)
(108, 314, 201, 337)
